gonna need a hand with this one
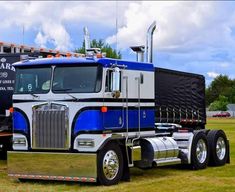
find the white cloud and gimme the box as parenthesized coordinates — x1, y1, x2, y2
(35, 31, 47, 48)
(105, 1, 235, 83)
(0, 1, 234, 54)
(0, 2, 74, 50)
(1, 1, 234, 56)
(106, 1, 235, 53)
(40, 21, 72, 51)
(207, 72, 220, 78)
(0, 0, 235, 85)
(219, 62, 230, 68)
(0, 1, 131, 51)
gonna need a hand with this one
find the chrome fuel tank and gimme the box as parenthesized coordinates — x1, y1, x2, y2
(138, 137, 181, 167)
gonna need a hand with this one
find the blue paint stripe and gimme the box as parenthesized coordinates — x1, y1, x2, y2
(98, 58, 154, 72)
(14, 57, 154, 72)
(74, 109, 155, 135)
(13, 111, 28, 134)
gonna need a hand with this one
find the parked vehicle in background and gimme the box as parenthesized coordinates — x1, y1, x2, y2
(0, 54, 22, 159)
(212, 111, 231, 117)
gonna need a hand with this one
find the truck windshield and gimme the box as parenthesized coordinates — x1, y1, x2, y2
(14, 67, 51, 94)
(52, 66, 102, 93)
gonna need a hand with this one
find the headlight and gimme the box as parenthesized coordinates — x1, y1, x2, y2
(13, 137, 27, 146)
(12, 134, 28, 150)
(77, 139, 94, 147)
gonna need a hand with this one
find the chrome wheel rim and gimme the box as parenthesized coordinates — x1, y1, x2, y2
(103, 150, 119, 180)
(216, 137, 226, 160)
(196, 139, 207, 163)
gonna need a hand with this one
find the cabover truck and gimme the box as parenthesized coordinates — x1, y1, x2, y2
(8, 23, 229, 185)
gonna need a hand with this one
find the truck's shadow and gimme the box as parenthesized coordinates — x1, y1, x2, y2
(15, 179, 98, 187)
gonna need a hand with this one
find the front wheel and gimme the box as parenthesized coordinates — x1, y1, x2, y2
(97, 142, 123, 186)
(190, 131, 209, 170)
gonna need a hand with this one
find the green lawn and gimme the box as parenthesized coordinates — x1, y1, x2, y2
(0, 118, 235, 192)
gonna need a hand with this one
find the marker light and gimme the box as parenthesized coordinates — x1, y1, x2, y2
(47, 55, 53, 58)
(96, 53, 102, 58)
(66, 53, 72, 57)
(101, 106, 108, 113)
(9, 107, 14, 113)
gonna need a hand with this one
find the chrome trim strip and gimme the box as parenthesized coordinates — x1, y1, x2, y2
(32, 103, 69, 150)
(9, 174, 96, 182)
(8, 151, 97, 180)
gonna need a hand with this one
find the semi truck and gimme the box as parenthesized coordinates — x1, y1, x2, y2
(8, 22, 229, 185)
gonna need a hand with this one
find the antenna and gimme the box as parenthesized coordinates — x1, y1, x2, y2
(115, 1, 118, 61)
(22, 24, 25, 45)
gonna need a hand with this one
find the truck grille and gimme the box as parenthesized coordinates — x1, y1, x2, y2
(32, 103, 69, 149)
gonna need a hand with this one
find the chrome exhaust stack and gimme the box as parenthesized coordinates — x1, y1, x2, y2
(130, 21, 156, 63)
(83, 27, 101, 56)
(146, 21, 156, 63)
(84, 27, 91, 54)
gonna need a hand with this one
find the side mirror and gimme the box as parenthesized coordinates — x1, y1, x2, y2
(111, 67, 121, 98)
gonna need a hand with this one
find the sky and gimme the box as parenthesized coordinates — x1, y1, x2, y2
(0, 1, 235, 86)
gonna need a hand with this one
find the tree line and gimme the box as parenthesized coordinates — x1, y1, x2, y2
(206, 75, 235, 111)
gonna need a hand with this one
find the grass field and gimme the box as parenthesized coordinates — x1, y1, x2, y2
(0, 118, 235, 192)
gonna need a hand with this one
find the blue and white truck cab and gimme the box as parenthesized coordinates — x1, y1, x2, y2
(8, 23, 230, 185)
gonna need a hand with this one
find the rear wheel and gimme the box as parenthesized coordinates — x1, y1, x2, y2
(190, 131, 209, 170)
(97, 142, 123, 186)
(207, 130, 228, 166)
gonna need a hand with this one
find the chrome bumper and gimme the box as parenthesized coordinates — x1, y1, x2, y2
(8, 151, 97, 182)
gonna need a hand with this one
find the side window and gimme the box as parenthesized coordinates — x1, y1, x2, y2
(105, 69, 121, 92)
(105, 70, 112, 92)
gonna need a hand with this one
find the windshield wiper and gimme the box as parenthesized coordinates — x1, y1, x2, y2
(67, 93, 79, 101)
(53, 89, 78, 101)
(30, 93, 39, 98)
(53, 88, 72, 92)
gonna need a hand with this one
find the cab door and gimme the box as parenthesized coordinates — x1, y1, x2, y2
(103, 68, 124, 130)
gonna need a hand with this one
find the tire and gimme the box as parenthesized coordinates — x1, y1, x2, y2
(97, 142, 123, 186)
(190, 131, 209, 170)
(0, 144, 7, 160)
(195, 126, 203, 130)
(207, 130, 228, 166)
